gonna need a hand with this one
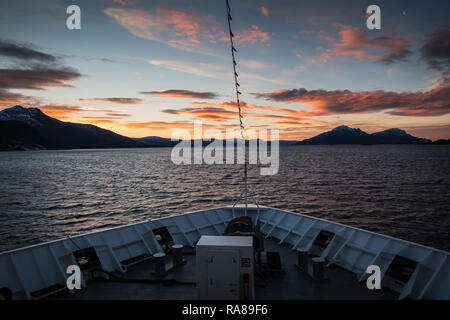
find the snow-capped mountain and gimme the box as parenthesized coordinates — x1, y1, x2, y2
(0, 105, 145, 149)
(0, 105, 47, 128)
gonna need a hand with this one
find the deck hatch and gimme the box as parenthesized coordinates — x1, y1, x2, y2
(313, 230, 335, 249)
(73, 247, 101, 271)
(152, 227, 174, 245)
(385, 255, 418, 284)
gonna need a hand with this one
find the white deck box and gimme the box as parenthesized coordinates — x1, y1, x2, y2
(196, 235, 254, 300)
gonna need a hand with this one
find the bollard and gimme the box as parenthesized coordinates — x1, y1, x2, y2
(312, 257, 326, 280)
(297, 248, 309, 270)
(172, 244, 184, 265)
(153, 252, 166, 274)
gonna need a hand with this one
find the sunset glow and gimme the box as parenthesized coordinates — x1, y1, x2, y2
(0, 0, 449, 140)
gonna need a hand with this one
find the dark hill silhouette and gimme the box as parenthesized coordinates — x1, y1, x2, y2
(370, 128, 430, 144)
(133, 136, 178, 147)
(0, 120, 63, 151)
(297, 125, 430, 145)
(299, 125, 372, 145)
(0, 106, 145, 149)
(431, 139, 450, 145)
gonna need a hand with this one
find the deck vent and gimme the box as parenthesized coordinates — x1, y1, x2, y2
(313, 230, 335, 249)
(152, 227, 174, 246)
(73, 247, 101, 271)
(385, 255, 418, 285)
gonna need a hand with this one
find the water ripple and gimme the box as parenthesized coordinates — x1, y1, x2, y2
(0, 145, 449, 252)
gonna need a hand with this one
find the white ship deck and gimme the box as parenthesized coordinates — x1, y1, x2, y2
(49, 237, 396, 300)
(0, 205, 449, 300)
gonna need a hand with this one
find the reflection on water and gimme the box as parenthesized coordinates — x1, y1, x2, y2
(0, 145, 449, 251)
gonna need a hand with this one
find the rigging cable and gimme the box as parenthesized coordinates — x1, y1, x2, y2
(225, 0, 249, 212)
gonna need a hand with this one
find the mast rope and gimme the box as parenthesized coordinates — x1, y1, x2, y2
(225, 0, 258, 216)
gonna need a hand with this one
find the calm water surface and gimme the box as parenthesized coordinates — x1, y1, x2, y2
(0, 145, 449, 251)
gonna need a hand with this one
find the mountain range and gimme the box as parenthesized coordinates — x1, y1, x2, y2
(297, 125, 431, 145)
(0, 106, 441, 151)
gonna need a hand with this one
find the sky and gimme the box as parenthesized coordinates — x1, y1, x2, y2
(0, 0, 449, 140)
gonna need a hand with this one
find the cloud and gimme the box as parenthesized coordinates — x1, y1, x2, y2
(147, 59, 297, 86)
(104, 7, 270, 54)
(74, 56, 115, 63)
(0, 39, 56, 62)
(0, 89, 26, 104)
(40, 105, 88, 115)
(240, 59, 269, 71)
(141, 89, 219, 99)
(80, 97, 146, 104)
(260, 7, 269, 17)
(123, 120, 236, 132)
(105, 113, 131, 117)
(236, 25, 271, 46)
(0, 39, 82, 107)
(77, 118, 118, 125)
(271, 120, 319, 126)
(316, 25, 411, 64)
(147, 59, 223, 78)
(161, 100, 330, 126)
(39, 105, 119, 117)
(83, 114, 131, 120)
(188, 100, 322, 118)
(251, 80, 450, 117)
(37, 106, 130, 124)
(103, 7, 223, 54)
(0, 67, 82, 90)
(420, 27, 450, 72)
(386, 68, 395, 78)
(222, 25, 271, 47)
(107, 0, 138, 5)
(161, 107, 236, 120)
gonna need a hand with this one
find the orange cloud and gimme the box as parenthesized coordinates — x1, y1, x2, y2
(40, 105, 90, 118)
(193, 114, 233, 120)
(0, 90, 24, 104)
(162, 101, 330, 128)
(104, 7, 272, 52)
(222, 25, 271, 46)
(272, 120, 318, 126)
(317, 25, 411, 64)
(251, 78, 450, 117)
(78, 118, 117, 124)
(188, 100, 324, 117)
(261, 7, 269, 17)
(0, 99, 21, 104)
(123, 120, 236, 133)
(103, 7, 223, 53)
(162, 107, 236, 120)
(38, 105, 128, 121)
